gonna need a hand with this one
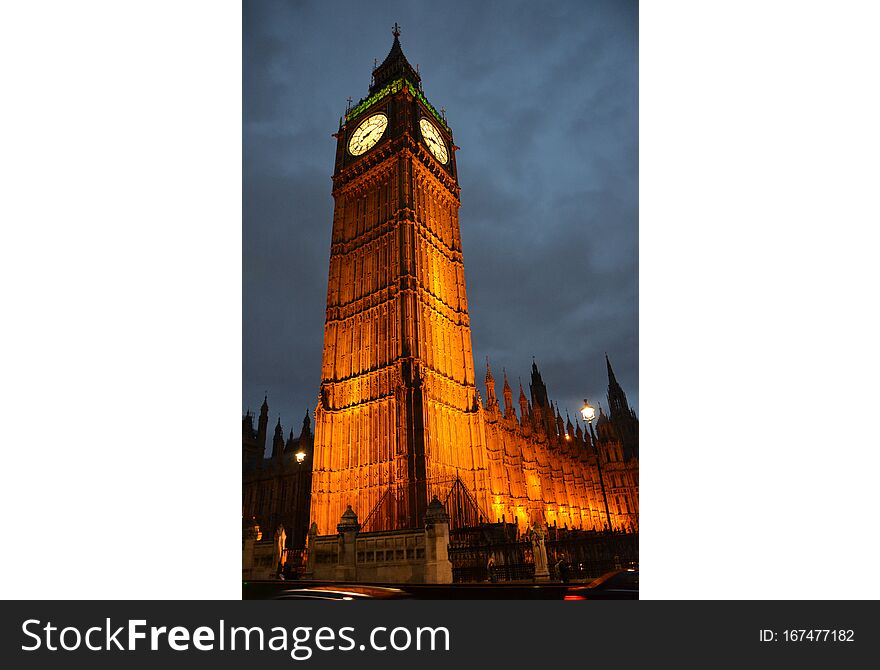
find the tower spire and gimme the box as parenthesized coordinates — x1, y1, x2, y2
(605, 353, 633, 421)
(605, 352, 618, 385)
(257, 394, 270, 457)
(370, 24, 420, 93)
(604, 353, 639, 459)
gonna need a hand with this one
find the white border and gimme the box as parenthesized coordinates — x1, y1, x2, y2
(2, 0, 879, 600)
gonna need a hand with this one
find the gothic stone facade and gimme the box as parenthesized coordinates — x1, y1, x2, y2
(242, 397, 314, 550)
(480, 356, 638, 533)
(306, 30, 638, 537)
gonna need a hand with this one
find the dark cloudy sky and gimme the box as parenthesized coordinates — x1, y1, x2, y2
(243, 0, 637, 435)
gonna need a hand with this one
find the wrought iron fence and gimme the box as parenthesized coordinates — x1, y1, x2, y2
(546, 528, 638, 582)
(449, 523, 638, 584)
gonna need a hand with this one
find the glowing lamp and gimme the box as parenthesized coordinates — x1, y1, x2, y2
(580, 399, 595, 424)
(295, 451, 306, 463)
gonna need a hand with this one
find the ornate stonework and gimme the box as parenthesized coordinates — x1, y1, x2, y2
(306, 29, 638, 536)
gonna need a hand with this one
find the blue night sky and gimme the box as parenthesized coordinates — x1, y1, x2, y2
(244, 0, 638, 435)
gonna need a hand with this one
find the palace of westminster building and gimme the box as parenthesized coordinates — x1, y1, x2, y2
(243, 26, 638, 551)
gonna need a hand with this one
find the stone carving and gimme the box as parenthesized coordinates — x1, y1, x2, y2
(530, 523, 550, 582)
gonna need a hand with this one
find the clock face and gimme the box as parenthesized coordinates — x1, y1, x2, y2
(419, 118, 449, 164)
(348, 113, 388, 156)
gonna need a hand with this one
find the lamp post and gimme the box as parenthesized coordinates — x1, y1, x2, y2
(293, 450, 308, 556)
(581, 399, 613, 533)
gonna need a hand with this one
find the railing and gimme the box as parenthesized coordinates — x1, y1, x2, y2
(449, 524, 638, 584)
(546, 529, 638, 581)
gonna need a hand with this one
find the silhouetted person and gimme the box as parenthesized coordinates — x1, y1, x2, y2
(555, 559, 570, 583)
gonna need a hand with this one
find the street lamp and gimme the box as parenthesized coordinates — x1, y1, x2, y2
(295, 451, 306, 464)
(579, 399, 596, 424)
(581, 399, 612, 533)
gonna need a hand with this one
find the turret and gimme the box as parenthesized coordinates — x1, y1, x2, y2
(595, 404, 613, 439)
(271, 417, 284, 460)
(242, 409, 262, 470)
(242, 410, 255, 437)
(529, 360, 555, 436)
(529, 359, 550, 409)
(502, 369, 514, 419)
(484, 358, 498, 412)
(257, 395, 270, 457)
(299, 409, 312, 449)
(518, 380, 529, 426)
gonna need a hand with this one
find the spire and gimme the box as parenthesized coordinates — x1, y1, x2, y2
(605, 353, 618, 385)
(529, 358, 549, 408)
(300, 409, 311, 440)
(257, 394, 270, 454)
(605, 353, 634, 422)
(370, 23, 421, 94)
(502, 368, 514, 418)
(271, 417, 284, 459)
(518, 379, 529, 426)
(484, 357, 498, 410)
(604, 353, 638, 459)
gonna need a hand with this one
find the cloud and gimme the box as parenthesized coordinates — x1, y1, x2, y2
(244, 0, 638, 433)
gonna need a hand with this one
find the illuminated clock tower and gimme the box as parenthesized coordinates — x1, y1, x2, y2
(310, 25, 490, 533)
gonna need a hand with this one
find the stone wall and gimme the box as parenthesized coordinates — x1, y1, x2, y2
(242, 520, 285, 581)
(305, 499, 453, 584)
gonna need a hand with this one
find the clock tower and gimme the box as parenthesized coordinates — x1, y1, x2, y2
(310, 25, 491, 533)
